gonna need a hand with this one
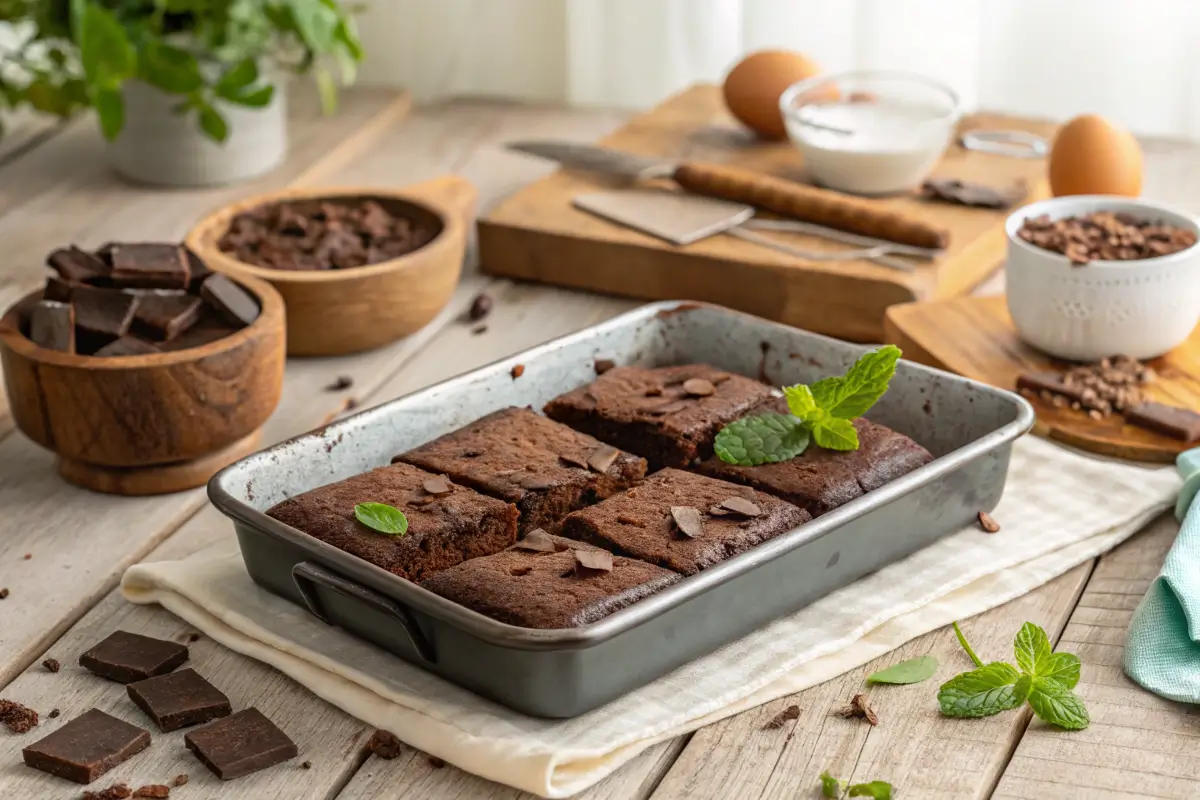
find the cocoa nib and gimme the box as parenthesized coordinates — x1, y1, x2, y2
(763, 704, 801, 730)
(368, 729, 403, 759)
(834, 694, 878, 726)
(1018, 211, 1196, 265)
(468, 293, 493, 322)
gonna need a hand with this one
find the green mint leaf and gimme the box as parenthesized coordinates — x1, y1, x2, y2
(811, 416, 859, 451)
(354, 502, 408, 536)
(848, 781, 893, 799)
(783, 384, 819, 420)
(867, 655, 938, 685)
(1038, 652, 1081, 692)
(937, 662, 1030, 718)
(1014, 622, 1053, 677)
(715, 413, 810, 466)
(819, 771, 845, 798)
(811, 346, 902, 420)
(1027, 682, 1090, 730)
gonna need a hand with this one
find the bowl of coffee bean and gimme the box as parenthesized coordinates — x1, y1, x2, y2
(0, 242, 286, 495)
(185, 176, 477, 356)
(1005, 195, 1200, 361)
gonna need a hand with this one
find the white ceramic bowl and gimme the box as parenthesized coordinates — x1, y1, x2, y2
(779, 70, 960, 196)
(1005, 195, 1200, 361)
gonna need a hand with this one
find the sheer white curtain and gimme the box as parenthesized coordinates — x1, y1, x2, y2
(358, 0, 1200, 137)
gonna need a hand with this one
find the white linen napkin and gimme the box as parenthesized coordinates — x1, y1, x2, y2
(122, 436, 1179, 798)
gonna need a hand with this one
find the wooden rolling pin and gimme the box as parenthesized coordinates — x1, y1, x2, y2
(673, 162, 949, 250)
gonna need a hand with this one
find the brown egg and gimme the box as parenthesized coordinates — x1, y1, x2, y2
(1049, 114, 1143, 197)
(723, 50, 823, 140)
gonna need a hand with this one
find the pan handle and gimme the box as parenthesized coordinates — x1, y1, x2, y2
(291, 561, 436, 664)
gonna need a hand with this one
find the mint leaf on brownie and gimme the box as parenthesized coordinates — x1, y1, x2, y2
(713, 413, 810, 466)
(354, 502, 408, 536)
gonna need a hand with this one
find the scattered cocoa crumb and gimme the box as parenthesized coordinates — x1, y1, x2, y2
(325, 375, 353, 392)
(471, 324, 488, 335)
(133, 785, 170, 799)
(48, 708, 60, 718)
(187, 633, 201, 643)
(468, 293, 493, 322)
(42, 658, 60, 673)
(0, 588, 9, 599)
(615, 514, 645, 527)
(344, 397, 360, 412)
(428, 755, 446, 769)
(835, 694, 878, 726)
(0, 698, 39, 733)
(82, 782, 131, 800)
(511, 364, 525, 379)
(1018, 211, 1196, 265)
(594, 358, 616, 375)
(977, 511, 1001, 533)
(301, 760, 312, 769)
(763, 704, 801, 730)
(171, 775, 188, 788)
(23, 553, 31, 560)
(368, 729, 403, 759)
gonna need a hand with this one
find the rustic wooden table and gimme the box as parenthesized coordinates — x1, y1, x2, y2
(1, 89, 1198, 799)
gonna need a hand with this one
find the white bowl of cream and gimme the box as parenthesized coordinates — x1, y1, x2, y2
(779, 71, 961, 196)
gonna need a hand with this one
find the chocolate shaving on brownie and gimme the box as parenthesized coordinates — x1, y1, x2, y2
(0, 699, 39, 733)
(977, 511, 1001, 533)
(682, 378, 716, 397)
(718, 497, 762, 517)
(575, 549, 614, 575)
(835, 693, 878, 726)
(513, 529, 558, 552)
(921, 178, 1026, 210)
(422, 475, 453, 496)
(670, 506, 705, 538)
(368, 729, 403, 759)
(559, 453, 590, 470)
(763, 704, 801, 730)
(586, 445, 620, 474)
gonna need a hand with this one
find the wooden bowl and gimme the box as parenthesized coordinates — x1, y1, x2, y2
(185, 176, 477, 356)
(0, 275, 285, 495)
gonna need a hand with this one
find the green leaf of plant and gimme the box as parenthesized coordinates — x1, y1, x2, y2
(223, 85, 275, 108)
(848, 781, 893, 799)
(25, 79, 72, 116)
(820, 345, 902, 420)
(1027, 682, 1090, 730)
(94, 87, 124, 140)
(315, 65, 337, 114)
(867, 655, 938, 685)
(819, 771, 844, 798)
(139, 41, 203, 94)
(1014, 622, 1053, 677)
(937, 662, 1031, 718)
(354, 502, 408, 536)
(714, 413, 810, 466)
(76, 2, 135, 87)
(783, 384, 818, 420)
(288, 0, 340, 51)
(811, 416, 859, 451)
(1038, 652, 1081, 692)
(215, 58, 260, 93)
(198, 104, 229, 142)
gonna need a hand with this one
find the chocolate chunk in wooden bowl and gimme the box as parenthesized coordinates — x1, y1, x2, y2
(200, 274, 260, 328)
(131, 292, 204, 341)
(28, 300, 75, 353)
(72, 286, 140, 354)
(108, 243, 191, 289)
(93, 336, 162, 358)
(47, 245, 110, 284)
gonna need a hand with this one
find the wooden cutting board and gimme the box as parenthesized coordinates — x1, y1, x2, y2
(884, 294, 1200, 462)
(478, 83, 1057, 342)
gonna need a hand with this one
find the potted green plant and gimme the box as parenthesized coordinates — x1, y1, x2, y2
(0, 0, 364, 186)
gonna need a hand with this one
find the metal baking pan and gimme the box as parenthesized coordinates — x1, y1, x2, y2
(209, 301, 1034, 718)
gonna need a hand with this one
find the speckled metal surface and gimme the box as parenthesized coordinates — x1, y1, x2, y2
(209, 301, 1034, 718)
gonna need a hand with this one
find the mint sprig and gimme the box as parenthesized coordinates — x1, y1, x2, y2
(820, 771, 892, 799)
(937, 621, 1088, 730)
(716, 345, 901, 466)
(354, 502, 408, 536)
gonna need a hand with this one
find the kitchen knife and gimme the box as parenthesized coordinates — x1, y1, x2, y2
(507, 140, 949, 250)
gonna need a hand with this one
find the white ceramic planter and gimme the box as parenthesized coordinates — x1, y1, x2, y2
(109, 80, 287, 187)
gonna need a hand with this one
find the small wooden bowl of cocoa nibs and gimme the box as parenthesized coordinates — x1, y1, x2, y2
(185, 177, 477, 357)
(1005, 195, 1200, 361)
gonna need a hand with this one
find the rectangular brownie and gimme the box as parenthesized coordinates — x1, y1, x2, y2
(420, 533, 680, 628)
(543, 364, 772, 469)
(695, 397, 934, 517)
(561, 468, 810, 576)
(396, 407, 646, 535)
(266, 462, 518, 582)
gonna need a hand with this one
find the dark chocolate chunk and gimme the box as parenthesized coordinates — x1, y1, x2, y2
(29, 300, 75, 353)
(94, 337, 162, 358)
(127, 668, 232, 732)
(44, 275, 76, 302)
(1015, 371, 1088, 404)
(79, 631, 188, 684)
(184, 249, 212, 293)
(21, 709, 151, 784)
(132, 293, 203, 341)
(922, 178, 1026, 209)
(48, 246, 110, 283)
(1125, 401, 1200, 442)
(108, 244, 190, 289)
(200, 274, 259, 328)
(367, 729, 403, 759)
(73, 286, 140, 352)
(325, 375, 353, 392)
(184, 708, 297, 780)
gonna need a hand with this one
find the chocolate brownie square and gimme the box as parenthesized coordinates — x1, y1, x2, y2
(561, 468, 809, 576)
(420, 533, 680, 628)
(544, 365, 772, 469)
(266, 462, 518, 582)
(396, 407, 647, 535)
(695, 398, 934, 517)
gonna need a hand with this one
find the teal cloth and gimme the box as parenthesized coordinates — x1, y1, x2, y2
(1124, 448, 1200, 702)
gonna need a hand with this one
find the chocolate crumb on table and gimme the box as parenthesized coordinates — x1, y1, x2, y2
(763, 704, 801, 730)
(428, 755, 446, 769)
(0, 588, 9, 599)
(367, 729, 403, 759)
(82, 782, 133, 800)
(42, 658, 60, 673)
(977, 511, 1001, 533)
(48, 709, 60, 719)
(511, 364, 525, 379)
(325, 375, 353, 392)
(467, 292, 493, 322)
(301, 760, 312, 769)
(132, 785, 171, 798)
(186, 633, 201, 643)
(171, 774, 188, 787)
(472, 324, 488, 335)
(1018, 211, 1197, 266)
(0, 698, 39, 733)
(834, 693, 878, 726)
(22, 709, 150, 783)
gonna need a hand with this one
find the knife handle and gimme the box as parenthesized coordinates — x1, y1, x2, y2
(671, 162, 949, 251)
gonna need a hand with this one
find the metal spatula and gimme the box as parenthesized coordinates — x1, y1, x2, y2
(572, 189, 933, 272)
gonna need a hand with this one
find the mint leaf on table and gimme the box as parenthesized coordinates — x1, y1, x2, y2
(867, 655, 938, 685)
(713, 413, 810, 466)
(1014, 621, 1053, 677)
(1038, 652, 1081, 692)
(820, 771, 845, 798)
(938, 663, 1031, 718)
(1027, 681, 1090, 730)
(354, 502, 408, 536)
(848, 781, 893, 799)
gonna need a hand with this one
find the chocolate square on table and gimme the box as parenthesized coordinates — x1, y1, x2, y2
(79, 630, 189, 684)
(29, 300, 75, 353)
(108, 243, 191, 289)
(47, 245, 110, 284)
(127, 668, 232, 732)
(132, 292, 204, 341)
(21, 708, 151, 784)
(184, 708, 298, 780)
(72, 286, 140, 353)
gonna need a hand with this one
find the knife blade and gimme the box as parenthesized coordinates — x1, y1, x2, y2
(506, 140, 950, 250)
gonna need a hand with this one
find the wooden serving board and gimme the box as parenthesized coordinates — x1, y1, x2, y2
(884, 294, 1200, 462)
(478, 84, 1057, 342)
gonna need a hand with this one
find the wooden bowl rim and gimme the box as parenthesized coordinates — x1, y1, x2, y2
(0, 273, 285, 370)
(184, 184, 465, 285)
